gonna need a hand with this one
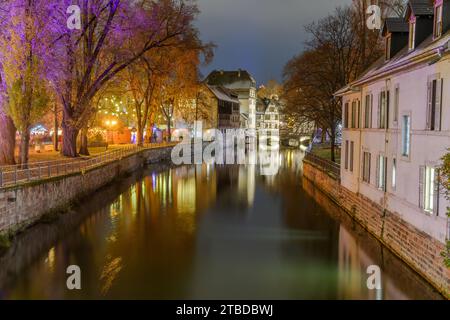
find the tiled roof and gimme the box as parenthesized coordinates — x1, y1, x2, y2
(205, 70, 256, 88)
(409, 0, 434, 16)
(206, 85, 240, 104)
(383, 18, 409, 35)
(335, 30, 450, 94)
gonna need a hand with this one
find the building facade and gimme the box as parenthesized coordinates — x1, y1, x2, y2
(256, 97, 281, 145)
(205, 69, 257, 139)
(336, 0, 450, 244)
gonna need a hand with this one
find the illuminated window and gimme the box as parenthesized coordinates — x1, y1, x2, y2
(409, 21, 415, 50)
(392, 158, 397, 190)
(420, 166, 440, 215)
(377, 155, 387, 191)
(401, 115, 411, 157)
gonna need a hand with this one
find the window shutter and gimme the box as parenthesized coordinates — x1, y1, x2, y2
(419, 166, 425, 209)
(386, 90, 390, 129)
(370, 94, 373, 128)
(376, 156, 380, 188)
(435, 79, 443, 131)
(433, 169, 440, 216)
(377, 93, 381, 128)
(368, 154, 371, 184)
(426, 81, 432, 130)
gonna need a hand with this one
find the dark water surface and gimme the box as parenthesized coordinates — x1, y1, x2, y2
(0, 150, 443, 299)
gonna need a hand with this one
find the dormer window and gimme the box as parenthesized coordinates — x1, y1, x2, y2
(408, 20, 416, 50)
(434, 4, 443, 39)
(385, 35, 391, 60)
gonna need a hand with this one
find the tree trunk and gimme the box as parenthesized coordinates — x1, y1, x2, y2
(167, 118, 171, 142)
(62, 122, 79, 158)
(0, 111, 16, 165)
(19, 129, 30, 169)
(137, 124, 144, 146)
(54, 104, 59, 151)
(79, 127, 89, 155)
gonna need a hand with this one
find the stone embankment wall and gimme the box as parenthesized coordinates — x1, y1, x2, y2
(303, 160, 450, 299)
(0, 146, 174, 235)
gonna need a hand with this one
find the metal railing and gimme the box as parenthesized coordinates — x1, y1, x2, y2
(304, 151, 341, 178)
(0, 143, 176, 188)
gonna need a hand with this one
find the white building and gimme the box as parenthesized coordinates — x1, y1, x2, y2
(256, 96, 280, 145)
(335, 0, 450, 244)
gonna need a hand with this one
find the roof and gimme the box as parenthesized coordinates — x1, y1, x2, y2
(206, 85, 240, 104)
(334, 30, 450, 95)
(382, 18, 409, 36)
(205, 70, 256, 89)
(408, 0, 434, 16)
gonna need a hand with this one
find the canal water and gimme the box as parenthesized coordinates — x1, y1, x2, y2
(0, 150, 443, 299)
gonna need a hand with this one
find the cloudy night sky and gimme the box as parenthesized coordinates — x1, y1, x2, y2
(196, 0, 352, 84)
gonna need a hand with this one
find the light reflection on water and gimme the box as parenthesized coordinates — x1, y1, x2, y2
(0, 149, 443, 300)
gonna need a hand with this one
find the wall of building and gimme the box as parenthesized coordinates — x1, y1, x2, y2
(303, 160, 450, 298)
(0, 146, 174, 235)
(341, 55, 450, 243)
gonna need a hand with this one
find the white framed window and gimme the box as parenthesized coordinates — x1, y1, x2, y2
(378, 91, 387, 129)
(350, 141, 354, 172)
(351, 101, 356, 128)
(345, 140, 349, 170)
(362, 152, 371, 183)
(434, 4, 443, 39)
(419, 166, 440, 215)
(344, 102, 349, 128)
(426, 77, 443, 131)
(364, 94, 372, 129)
(401, 115, 411, 157)
(377, 155, 387, 191)
(393, 86, 399, 123)
(392, 158, 397, 190)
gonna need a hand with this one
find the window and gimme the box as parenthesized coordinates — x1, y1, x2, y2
(362, 152, 371, 183)
(393, 86, 399, 123)
(420, 166, 440, 215)
(409, 21, 416, 50)
(426, 78, 443, 131)
(378, 91, 387, 129)
(345, 140, 349, 170)
(377, 155, 387, 191)
(344, 103, 349, 128)
(357, 100, 361, 129)
(364, 94, 372, 128)
(351, 101, 356, 128)
(434, 4, 443, 39)
(385, 35, 391, 60)
(350, 141, 354, 172)
(392, 158, 397, 190)
(402, 115, 411, 157)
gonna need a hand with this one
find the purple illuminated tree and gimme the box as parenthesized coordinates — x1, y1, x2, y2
(46, 0, 201, 157)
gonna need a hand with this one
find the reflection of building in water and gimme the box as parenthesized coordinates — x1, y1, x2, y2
(238, 165, 256, 207)
(338, 225, 407, 300)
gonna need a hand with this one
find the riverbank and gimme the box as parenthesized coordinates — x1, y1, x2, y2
(0, 145, 175, 241)
(302, 159, 450, 299)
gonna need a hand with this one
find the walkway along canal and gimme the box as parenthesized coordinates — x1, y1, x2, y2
(0, 149, 443, 299)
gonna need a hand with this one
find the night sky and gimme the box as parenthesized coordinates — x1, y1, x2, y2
(196, 0, 351, 85)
